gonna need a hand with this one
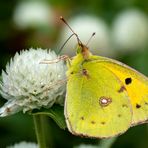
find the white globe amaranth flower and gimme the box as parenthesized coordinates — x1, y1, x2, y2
(13, 0, 54, 29)
(57, 15, 114, 57)
(112, 9, 148, 51)
(74, 144, 98, 148)
(0, 48, 66, 117)
(7, 141, 38, 148)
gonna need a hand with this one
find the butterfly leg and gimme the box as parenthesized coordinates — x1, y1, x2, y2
(40, 55, 69, 64)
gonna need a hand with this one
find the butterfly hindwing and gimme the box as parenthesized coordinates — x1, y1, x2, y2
(65, 58, 132, 138)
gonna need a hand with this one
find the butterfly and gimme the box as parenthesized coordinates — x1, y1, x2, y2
(59, 17, 148, 138)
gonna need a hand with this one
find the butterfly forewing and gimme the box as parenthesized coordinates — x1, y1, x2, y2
(96, 57, 148, 126)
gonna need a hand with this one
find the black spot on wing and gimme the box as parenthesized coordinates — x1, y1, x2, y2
(136, 104, 141, 108)
(122, 104, 128, 108)
(91, 121, 96, 124)
(80, 116, 84, 120)
(125, 78, 132, 85)
(101, 121, 106, 125)
(118, 114, 122, 117)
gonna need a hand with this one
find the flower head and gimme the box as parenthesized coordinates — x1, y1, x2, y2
(0, 48, 66, 116)
(74, 144, 98, 148)
(13, 1, 54, 29)
(7, 141, 38, 148)
(112, 9, 148, 51)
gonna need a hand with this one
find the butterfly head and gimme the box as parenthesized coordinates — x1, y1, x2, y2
(76, 42, 92, 59)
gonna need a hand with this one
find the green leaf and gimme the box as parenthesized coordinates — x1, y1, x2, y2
(31, 105, 66, 130)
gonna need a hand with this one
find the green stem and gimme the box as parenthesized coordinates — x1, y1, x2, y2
(99, 137, 117, 148)
(33, 115, 47, 148)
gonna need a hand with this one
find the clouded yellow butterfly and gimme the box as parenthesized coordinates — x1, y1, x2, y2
(61, 17, 148, 138)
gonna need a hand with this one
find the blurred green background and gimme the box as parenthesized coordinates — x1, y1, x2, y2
(0, 0, 148, 147)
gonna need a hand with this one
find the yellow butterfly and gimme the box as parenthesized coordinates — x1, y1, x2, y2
(59, 17, 148, 138)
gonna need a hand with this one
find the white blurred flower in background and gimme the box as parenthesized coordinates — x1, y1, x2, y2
(74, 137, 116, 148)
(7, 141, 38, 148)
(57, 15, 114, 57)
(112, 9, 148, 52)
(13, 0, 54, 29)
(0, 48, 66, 117)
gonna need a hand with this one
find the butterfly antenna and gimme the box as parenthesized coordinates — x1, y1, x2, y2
(60, 16, 82, 45)
(86, 32, 96, 46)
(57, 33, 75, 54)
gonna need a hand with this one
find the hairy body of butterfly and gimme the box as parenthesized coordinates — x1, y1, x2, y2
(65, 44, 148, 138)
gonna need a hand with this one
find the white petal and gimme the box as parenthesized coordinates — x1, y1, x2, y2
(0, 100, 21, 117)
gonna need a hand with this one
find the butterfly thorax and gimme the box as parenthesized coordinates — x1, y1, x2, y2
(66, 44, 95, 77)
